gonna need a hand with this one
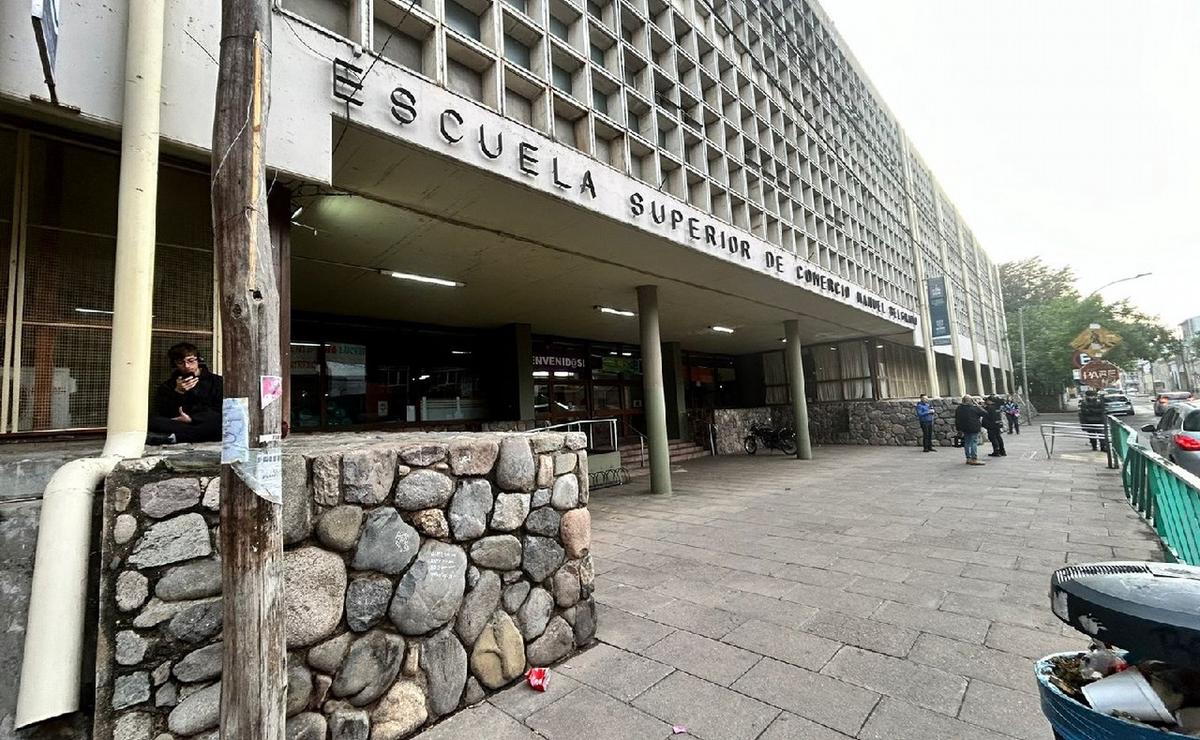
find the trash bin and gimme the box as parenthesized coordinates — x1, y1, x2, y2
(1036, 562, 1200, 739)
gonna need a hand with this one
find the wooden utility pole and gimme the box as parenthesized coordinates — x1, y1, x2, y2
(211, 0, 285, 736)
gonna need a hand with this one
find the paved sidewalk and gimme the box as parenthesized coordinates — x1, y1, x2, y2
(416, 416, 1163, 740)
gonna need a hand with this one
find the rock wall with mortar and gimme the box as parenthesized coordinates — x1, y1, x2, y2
(93, 431, 594, 740)
(712, 397, 965, 453)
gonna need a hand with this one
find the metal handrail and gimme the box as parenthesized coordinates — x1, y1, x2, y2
(527, 418, 619, 453)
(1108, 416, 1200, 565)
(1039, 420, 1115, 468)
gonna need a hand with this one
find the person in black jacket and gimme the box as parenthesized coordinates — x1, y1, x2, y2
(148, 342, 223, 444)
(954, 395, 987, 465)
(1078, 389, 1108, 451)
(983, 396, 1007, 457)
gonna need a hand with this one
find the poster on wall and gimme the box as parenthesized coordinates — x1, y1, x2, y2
(926, 276, 952, 346)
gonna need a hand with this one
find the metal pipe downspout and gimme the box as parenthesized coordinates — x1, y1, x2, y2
(16, 0, 164, 727)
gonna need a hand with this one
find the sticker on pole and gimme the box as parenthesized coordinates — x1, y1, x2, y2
(221, 397, 250, 464)
(261, 375, 283, 409)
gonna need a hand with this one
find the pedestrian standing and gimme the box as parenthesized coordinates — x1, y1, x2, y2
(1079, 389, 1108, 451)
(1003, 396, 1020, 434)
(955, 395, 987, 466)
(983, 396, 1007, 457)
(916, 394, 937, 452)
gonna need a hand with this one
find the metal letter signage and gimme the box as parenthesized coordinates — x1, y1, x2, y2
(31, 0, 60, 104)
(926, 276, 952, 346)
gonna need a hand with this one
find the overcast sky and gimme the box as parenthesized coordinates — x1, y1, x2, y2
(816, 0, 1200, 326)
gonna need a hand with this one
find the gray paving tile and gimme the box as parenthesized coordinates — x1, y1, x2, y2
(594, 582, 678, 616)
(554, 642, 674, 702)
(416, 702, 541, 739)
(958, 679, 1055, 740)
(845, 576, 945, 609)
(632, 671, 779, 740)
(730, 658, 879, 736)
(525, 685, 673, 740)
(984, 622, 1083, 661)
(643, 599, 747, 639)
(595, 603, 677, 653)
(642, 628, 761, 686)
(757, 712, 854, 740)
(487, 671, 583, 722)
(820, 645, 966, 715)
(802, 610, 919, 657)
(858, 697, 1014, 740)
(908, 633, 1038, 695)
(721, 618, 841, 672)
(872, 600, 990, 643)
(781, 582, 885, 614)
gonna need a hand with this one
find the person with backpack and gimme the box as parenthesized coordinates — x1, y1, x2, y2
(1002, 396, 1020, 434)
(983, 396, 1007, 457)
(955, 395, 987, 466)
(1078, 389, 1108, 451)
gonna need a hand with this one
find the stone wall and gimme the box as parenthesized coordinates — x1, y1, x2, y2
(712, 397, 964, 452)
(93, 431, 594, 740)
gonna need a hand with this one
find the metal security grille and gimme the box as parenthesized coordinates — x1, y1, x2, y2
(1, 129, 214, 434)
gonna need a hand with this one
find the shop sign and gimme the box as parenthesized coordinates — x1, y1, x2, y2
(600, 356, 640, 375)
(533, 352, 586, 371)
(926, 276, 952, 345)
(31, 0, 60, 103)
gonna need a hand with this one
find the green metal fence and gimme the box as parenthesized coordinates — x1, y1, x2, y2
(1109, 417, 1200, 565)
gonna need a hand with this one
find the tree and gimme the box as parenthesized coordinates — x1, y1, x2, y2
(1000, 257, 1174, 394)
(1000, 257, 1079, 311)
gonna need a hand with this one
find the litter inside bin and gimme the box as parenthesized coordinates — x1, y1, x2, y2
(1045, 649, 1200, 733)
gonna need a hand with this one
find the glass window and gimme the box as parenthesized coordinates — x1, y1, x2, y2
(587, 0, 604, 20)
(549, 15, 569, 41)
(552, 384, 588, 413)
(590, 43, 606, 65)
(1185, 411, 1200, 433)
(552, 64, 573, 93)
(445, 0, 481, 40)
(593, 385, 621, 410)
(505, 34, 532, 69)
(593, 87, 608, 116)
(503, 0, 527, 12)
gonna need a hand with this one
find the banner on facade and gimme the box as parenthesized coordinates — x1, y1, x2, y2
(31, 0, 61, 104)
(926, 276, 952, 346)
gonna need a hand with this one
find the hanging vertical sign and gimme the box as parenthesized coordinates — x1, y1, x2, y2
(926, 276, 952, 346)
(31, 0, 61, 104)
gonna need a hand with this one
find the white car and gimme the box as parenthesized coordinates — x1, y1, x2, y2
(1103, 394, 1135, 416)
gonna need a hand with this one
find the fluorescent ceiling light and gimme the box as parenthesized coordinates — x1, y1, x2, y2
(417, 374, 431, 380)
(291, 206, 304, 219)
(621, 352, 632, 357)
(779, 338, 787, 343)
(710, 325, 735, 334)
(553, 371, 574, 378)
(75, 307, 114, 315)
(381, 269, 463, 287)
(595, 305, 635, 317)
(532, 371, 550, 378)
(290, 341, 323, 348)
(451, 350, 471, 355)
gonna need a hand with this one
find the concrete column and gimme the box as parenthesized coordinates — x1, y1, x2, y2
(784, 320, 813, 460)
(487, 323, 534, 422)
(637, 286, 671, 494)
(899, 133, 941, 398)
(661, 341, 687, 439)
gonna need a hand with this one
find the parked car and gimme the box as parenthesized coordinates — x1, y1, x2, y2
(1103, 394, 1135, 416)
(1142, 402, 1200, 477)
(1155, 391, 1194, 416)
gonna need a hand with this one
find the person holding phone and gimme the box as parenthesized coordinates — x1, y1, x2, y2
(147, 342, 224, 444)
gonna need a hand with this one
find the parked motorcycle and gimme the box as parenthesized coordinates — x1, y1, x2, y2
(744, 423, 797, 455)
